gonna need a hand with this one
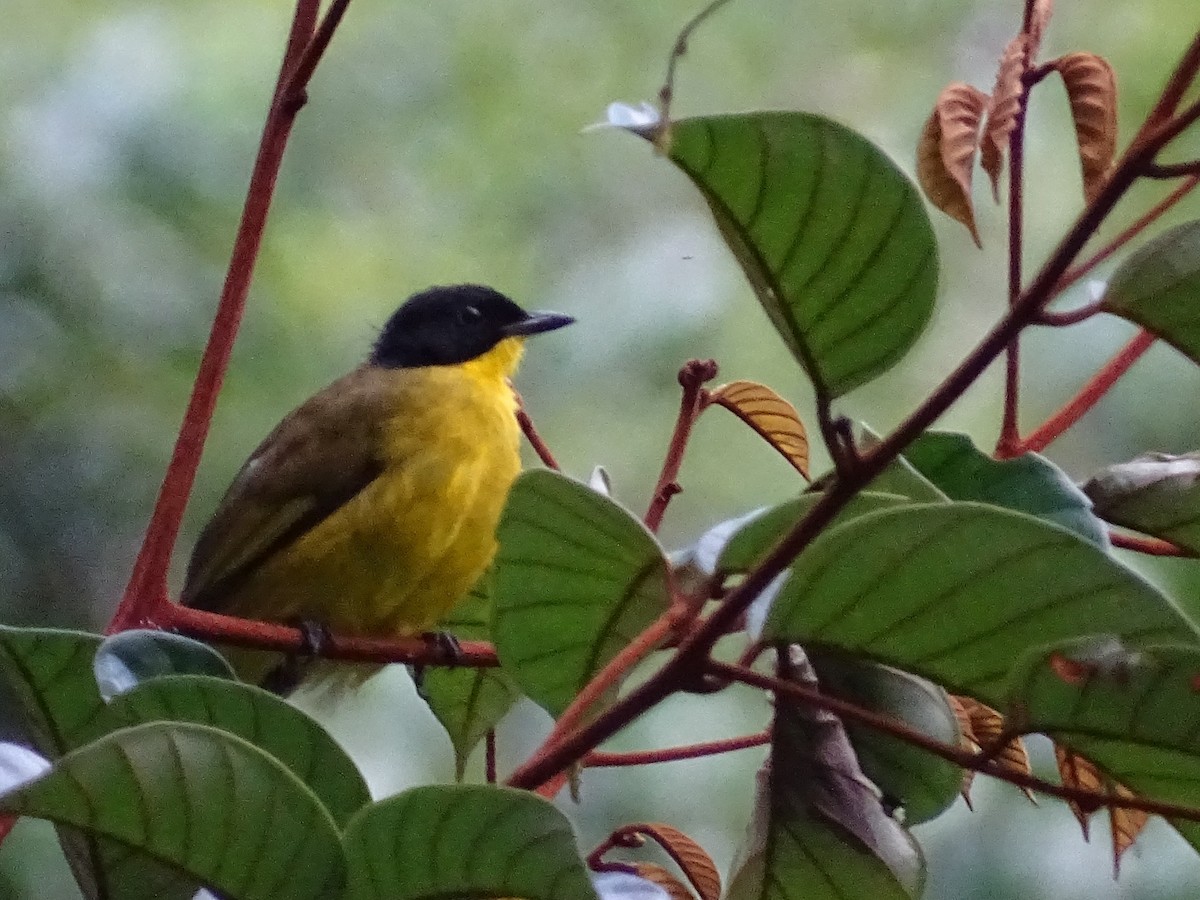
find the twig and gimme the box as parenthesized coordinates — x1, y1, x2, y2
(643, 359, 718, 533)
(1110, 531, 1195, 557)
(168, 605, 499, 667)
(516, 400, 560, 469)
(1034, 301, 1103, 327)
(279, 0, 353, 107)
(1144, 160, 1200, 179)
(486, 730, 498, 784)
(110, 0, 341, 633)
(585, 730, 769, 767)
(710, 660, 1200, 824)
(658, 0, 736, 125)
(1056, 174, 1200, 292)
(1016, 329, 1155, 455)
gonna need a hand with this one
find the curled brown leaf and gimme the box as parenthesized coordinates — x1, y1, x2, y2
(1054, 743, 1149, 872)
(616, 823, 722, 900)
(1027, 0, 1054, 57)
(955, 695, 1034, 803)
(707, 380, 810, 479)
(916, 82, 988, 247)
(1053, 52, 1118, 203)
(981, 34, 1032, 201)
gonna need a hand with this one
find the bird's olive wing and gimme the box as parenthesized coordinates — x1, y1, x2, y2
(181, 369, 393, 612)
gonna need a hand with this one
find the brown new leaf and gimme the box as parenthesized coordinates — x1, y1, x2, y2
(948, 694, 979, 806)
(916, 83, 988, 247)
(633, 864, 697, 900)
(1053, 52, 1118, 203)
(620, 823, 722, 900)
(953, 695, 1034, 804)
(707, 380, 809, 479)
(1055, 744, 1150, 873)
(1027, 0, 1054, 57)
(981, 34, 1031, 200)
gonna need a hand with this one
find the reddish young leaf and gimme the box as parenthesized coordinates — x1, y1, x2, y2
(948, 694, 978, 807)
(955, 695, 1034, 803)
(624, 823, 722, 900)
(1052, 52, 1118, 203)
(1054, 744, 1149, 872)
(1027, 0, 1054, 56)
(916, 83, 989, 247)
(707, 381, 810, 479)
(632, 863, 698, 900)
(981, 34, 1031, 200)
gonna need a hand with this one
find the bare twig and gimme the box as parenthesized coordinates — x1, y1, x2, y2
(658, 0, 736, 125)
(516, 400, 561, 469)
(644, 359, 718, 532)
(585, 730, 770, 767)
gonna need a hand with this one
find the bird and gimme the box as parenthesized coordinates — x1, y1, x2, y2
(180, 283, 574, 689)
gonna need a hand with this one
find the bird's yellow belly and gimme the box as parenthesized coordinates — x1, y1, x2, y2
(227, 375, 521, 636)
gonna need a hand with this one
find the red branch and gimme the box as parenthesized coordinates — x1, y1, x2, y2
(516, 401, 560, 469)
(1015, 329, 1156, 456)
(110, 0, 350, 633)
(644, 359, 719, 533)
(585, 731, 769, 767)
(1110, 531, 1195, 557)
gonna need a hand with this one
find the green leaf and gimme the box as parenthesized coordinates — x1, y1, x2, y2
(1008, 641, 1200, 853)
(93, 629, 236, 700)
(0, 722, 345, 900)
(905, 431, 1108, 547)
(343, 784, 598, 900)
(422, 580, 521, 780)
(92, 675, 370, 827)
(713, 492, 910, 575)
(810, 653, 962, 825)
(1083, 452, 1200, 554)
(0, 626, 108, 756)
(633, 113, 937, 397)
(729, 652, 919, 900)
(492, 470, 671, 717)
(0, 628, 200, 900)
(858, 425, 947, 502)
(1100, 220, 1200, 365)
(763, 503, 1199, 705)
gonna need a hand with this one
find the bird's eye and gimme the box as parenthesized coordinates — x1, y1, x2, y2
(457, 306, 483, 325)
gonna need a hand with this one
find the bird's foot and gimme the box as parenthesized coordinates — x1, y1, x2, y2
(260, 619, 332, 695)
(409, 630, 463, 695)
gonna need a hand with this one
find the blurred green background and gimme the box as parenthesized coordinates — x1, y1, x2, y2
(3, 0, 1200, 897)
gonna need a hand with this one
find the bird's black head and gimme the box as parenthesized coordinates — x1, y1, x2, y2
(370, 284, 574, 368)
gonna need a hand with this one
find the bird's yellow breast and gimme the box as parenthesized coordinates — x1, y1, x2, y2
(231, 338, 527, 636)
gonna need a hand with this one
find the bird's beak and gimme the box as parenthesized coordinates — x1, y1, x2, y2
(502, 311, 575, 337)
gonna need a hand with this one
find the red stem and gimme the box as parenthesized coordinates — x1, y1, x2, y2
(1056, 174, 1200, 292)
(516, 403, 560, 469)
(110, 0, 329, 632)
(644, 359, 719, 533)
(1015, 329, 1156, 456)
(997, 10, 1037, 457)
(585, 730, 769, 767)
(1110, 531, 1195, 557)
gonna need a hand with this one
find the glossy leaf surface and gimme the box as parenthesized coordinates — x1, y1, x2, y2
(493, 470, 670, 716)
(633, 113, 938, 397)
(763, 503, 1198, 705)
(343, 784, 597, 900)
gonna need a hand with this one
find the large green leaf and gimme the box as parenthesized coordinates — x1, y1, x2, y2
(422, 580, 521, 779)
(905, 431, 1108, 547)
(93, 629, 235, 700)
(1100, 220, 1200, 365)
(492, 470, 671, 717)
(1008, 641, 1200, 853)
(762, 503, 1199, 705)
(631, 113, 938, 397)
(0, 627, 202, 900)
(728, 652, 919, 900)
(91, 675, 369, 827)
(343, 784, 598, 900)
(0, 626, 108, 756)
(810, 653, 962, 825)
(0, 722, 345, 900)
(1084, 452, 1200, 554)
